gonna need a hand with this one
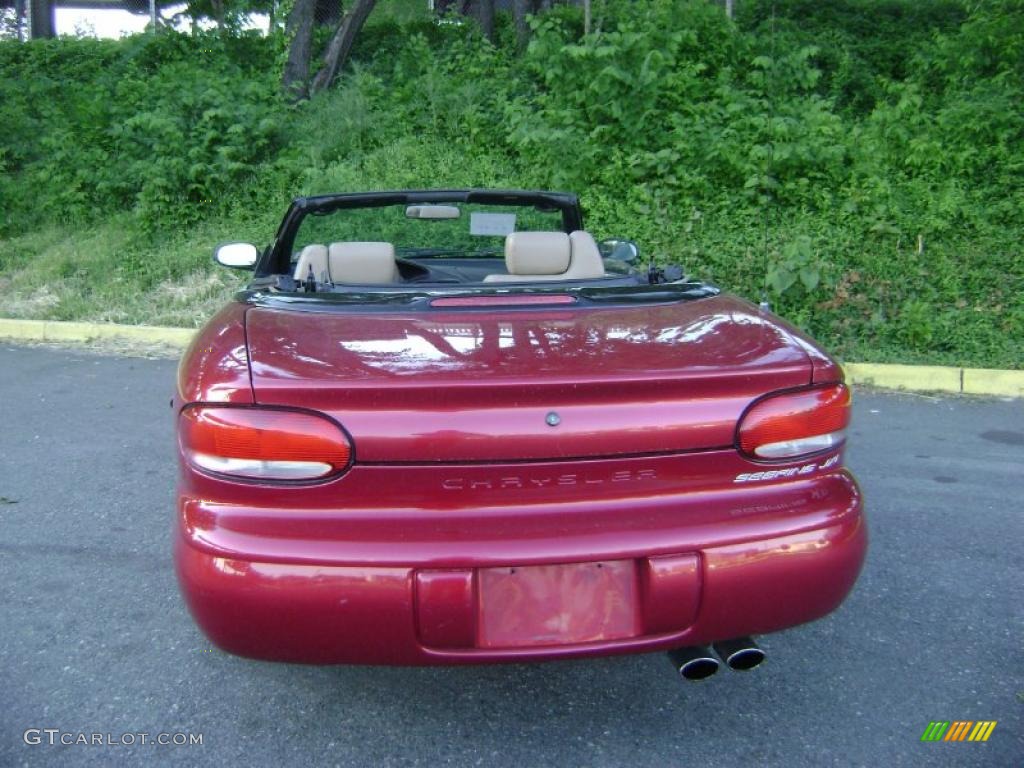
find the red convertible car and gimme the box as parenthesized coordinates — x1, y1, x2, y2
(174, 190, 865, 679)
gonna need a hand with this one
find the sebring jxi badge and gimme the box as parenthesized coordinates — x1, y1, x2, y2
(733, 454, 840, 483)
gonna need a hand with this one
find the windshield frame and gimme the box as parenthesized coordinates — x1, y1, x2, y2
(257, 189, 585, 278)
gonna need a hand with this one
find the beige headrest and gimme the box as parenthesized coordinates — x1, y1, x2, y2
(294, 244, 329, 282)
(327, 242, 399, 285)
(484, 230, 605, 283)
(505, 232, 571, 275)
(564, 231, 605, 279)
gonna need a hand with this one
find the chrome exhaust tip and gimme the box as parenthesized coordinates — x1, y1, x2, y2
(667, 646, 720, 681)
(712, 637, 766, 671)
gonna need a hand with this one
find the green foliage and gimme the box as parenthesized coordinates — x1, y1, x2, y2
(738, 0, 967, 115)
(0, 0, 1022, 369)
(0, 32, 283, 231)
(766, 235, 822, 296)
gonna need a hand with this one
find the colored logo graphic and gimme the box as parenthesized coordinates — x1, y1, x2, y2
(921, 721, 997, 742)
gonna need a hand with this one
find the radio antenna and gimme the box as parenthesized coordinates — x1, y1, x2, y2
(759, 4, 777, 312)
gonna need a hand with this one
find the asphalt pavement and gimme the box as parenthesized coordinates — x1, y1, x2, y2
(0, 343, 1021, 767)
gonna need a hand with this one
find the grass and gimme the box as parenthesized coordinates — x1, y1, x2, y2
(1, 207, 1020, 371)
(0, 218, 247, 328)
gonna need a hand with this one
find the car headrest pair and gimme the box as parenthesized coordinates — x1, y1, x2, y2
(294, 230, 606, 285)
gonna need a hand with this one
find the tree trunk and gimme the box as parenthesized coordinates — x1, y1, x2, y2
(29, 0, 54, 38)
(316, 0, 343, 26)
(281, 0, 318, 102)
(310, 0, 377, 96)
(512, 0, 529, 51)
(725, 0, 734, 19)
(210, 0, 224, 28)
(14, 0, 26, 41)
(470, 0, 495, 42)
(479, 0, 495, 43)
(583, 0, 591, 35)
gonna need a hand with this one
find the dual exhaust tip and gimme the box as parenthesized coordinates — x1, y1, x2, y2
(667, 637, 765, 681)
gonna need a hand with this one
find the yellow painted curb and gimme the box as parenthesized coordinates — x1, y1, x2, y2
(0, 318, 195, 348)
(843, 363, 962, 395)
(962, 367, 1024, 398)
(1, 318, 1021, 397)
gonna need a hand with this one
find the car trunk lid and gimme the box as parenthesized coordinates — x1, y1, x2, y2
(245, 294, 812, 462)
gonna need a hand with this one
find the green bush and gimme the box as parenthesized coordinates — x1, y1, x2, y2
(0, 0, 1021, 368)
(0, 32, 283, 230)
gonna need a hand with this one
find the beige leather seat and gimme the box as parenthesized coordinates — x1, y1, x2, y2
(483, 231, 605, 283)
(293, 242, 399, 284)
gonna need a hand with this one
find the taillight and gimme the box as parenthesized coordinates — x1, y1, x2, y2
(737, 384, 851, 460)
(179, 406, 352, 481)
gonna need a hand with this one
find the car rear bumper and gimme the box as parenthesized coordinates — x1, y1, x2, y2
(174, 465, 866, 665)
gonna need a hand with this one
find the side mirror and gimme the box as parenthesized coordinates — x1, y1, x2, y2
(214, 242, 259, 269)
(598, 238, 640, 263)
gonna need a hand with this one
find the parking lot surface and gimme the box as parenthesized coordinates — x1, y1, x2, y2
(1, 344, 1020, 767)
